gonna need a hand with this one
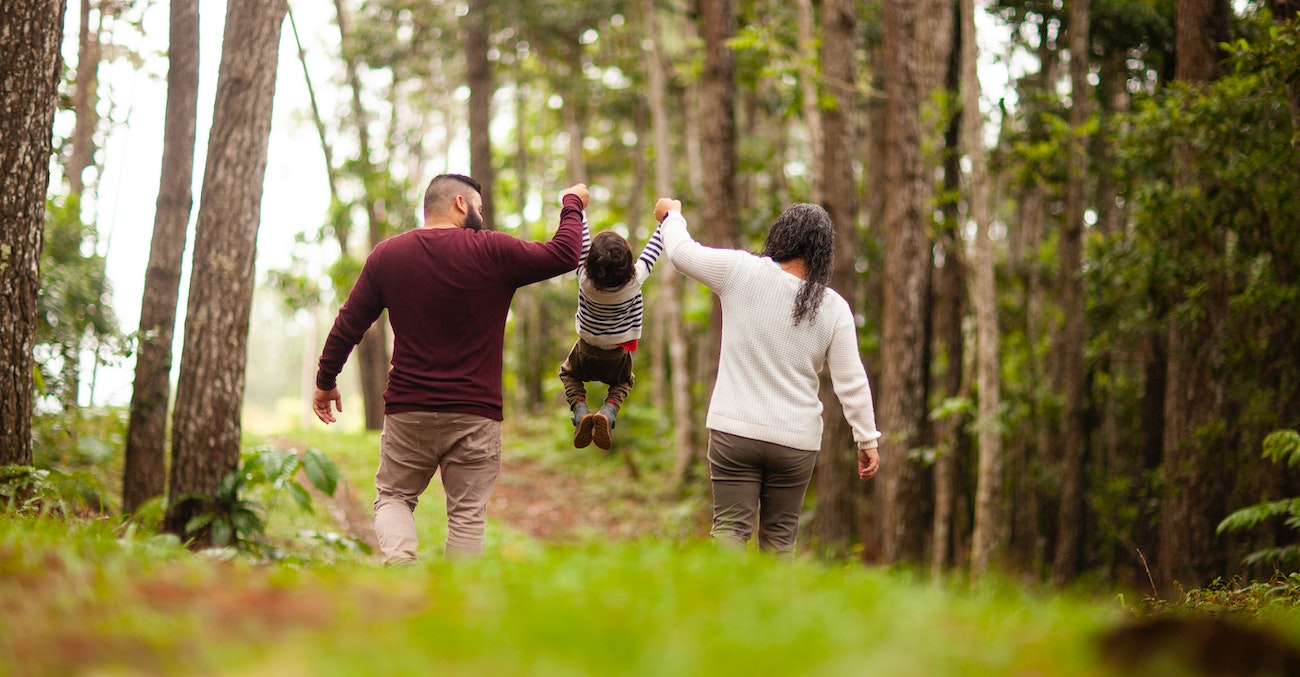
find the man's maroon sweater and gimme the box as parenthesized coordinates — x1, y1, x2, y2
(315, 195, 584, 421)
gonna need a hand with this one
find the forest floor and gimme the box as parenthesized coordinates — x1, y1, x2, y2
(269, 416, 713, 555)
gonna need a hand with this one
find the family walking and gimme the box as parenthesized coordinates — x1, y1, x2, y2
(312, 173, 882, 565)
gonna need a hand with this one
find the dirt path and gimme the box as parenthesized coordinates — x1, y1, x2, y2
(283, 442, 704, 549)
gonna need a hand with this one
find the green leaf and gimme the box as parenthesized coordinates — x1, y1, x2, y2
(300, 448, 339, 496)
(210, 519, 234, 547)
(1217, 498, 1300, 535)
(287, 481, 314, 513)
(185, 513, 214, 535)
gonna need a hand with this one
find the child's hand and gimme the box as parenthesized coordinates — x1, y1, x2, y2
(654, 198, 682, 222)
(561, 183, 589, 208)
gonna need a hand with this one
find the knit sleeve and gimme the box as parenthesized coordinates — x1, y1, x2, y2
(660, 211, 746, 294)
(826, 298, 882, 448)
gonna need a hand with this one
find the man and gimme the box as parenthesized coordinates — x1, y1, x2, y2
(313, 174, 586, 563)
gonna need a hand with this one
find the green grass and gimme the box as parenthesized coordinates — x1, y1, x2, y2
(0, 516, 1121, 676)
(9, 410, 1300, 675)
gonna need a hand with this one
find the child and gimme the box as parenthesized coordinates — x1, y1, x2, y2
(559, 204, 664, 450)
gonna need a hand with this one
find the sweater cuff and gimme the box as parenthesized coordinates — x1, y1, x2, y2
(857, 434, 881, 450)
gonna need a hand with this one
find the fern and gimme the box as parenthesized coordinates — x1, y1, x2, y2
(1217, 430, 1300, 566)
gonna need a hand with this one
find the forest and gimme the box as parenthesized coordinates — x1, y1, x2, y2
(3, 0, 1300, 673)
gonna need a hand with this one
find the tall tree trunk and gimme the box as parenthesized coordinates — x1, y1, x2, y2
(335, 0, 390, 431)
(0, 0, 66, 467)
(465, 0, 495, 228)
(67, 0, 101, 199)
(644, 0, 697, 484)
(931, 0, 964, 577)
(165, 0, 286, 539)
(962, 0, 1003, 579)
(1051, 0, 1091, 585)
(795, 0, 824, 203)
(1158, 0, 1232, 592)
(122, 0, 200, 513)
(1275, 0, 1300, 175)
(697, 0, 740, 405)
(878, 0, 951, 564)
(58, 0, 104, 413)
(810, 0, 860, 552)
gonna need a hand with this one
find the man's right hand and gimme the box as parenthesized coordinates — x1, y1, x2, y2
(561, 183, 589, 208)
(655, 198, 682, 222)
(313, 387, 342, 424)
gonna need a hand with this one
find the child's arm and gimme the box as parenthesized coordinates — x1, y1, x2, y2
(634, 221, 666, 284)
(577, 211, 592, 269)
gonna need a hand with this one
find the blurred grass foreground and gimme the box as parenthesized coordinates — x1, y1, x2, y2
(1, 516, 1114, 676)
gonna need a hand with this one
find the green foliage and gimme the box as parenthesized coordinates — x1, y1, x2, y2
(180, 446, 357, 557)
(1218, 431, 1300, 566)
(36, 195, 125, 405)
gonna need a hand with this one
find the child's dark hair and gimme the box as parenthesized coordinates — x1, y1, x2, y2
(763, 203, 834, 326)
(585, 231, 636, 290)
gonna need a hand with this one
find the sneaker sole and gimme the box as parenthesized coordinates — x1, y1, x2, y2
(592, 414, 612, 450)
(574, 414, 595, 448)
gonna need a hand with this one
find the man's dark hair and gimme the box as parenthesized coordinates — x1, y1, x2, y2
(763, 203, 834, 326)
(422, 173, 483, 217)
(585, 231, 636, 290)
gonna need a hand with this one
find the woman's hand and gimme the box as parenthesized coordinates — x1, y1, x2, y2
(655, 197, 682, 222)
(857, 445, 880, 481)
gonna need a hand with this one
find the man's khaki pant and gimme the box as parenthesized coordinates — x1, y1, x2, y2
(373, 411, 502, 564)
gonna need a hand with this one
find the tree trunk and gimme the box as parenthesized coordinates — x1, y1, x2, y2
(67, 0, 101, 199)
(465, 0, 495, 228)
(795, 0, 824, 204)
(643, 0, 697, 483)
(962, 0, 1003, 579)
(1275, 0, 1300, 175)
(0, 0, 66, 467)
(697, 0, 740, 406)
(1051, 0, 1090, 585)
(810, 0, 861, 552)
(122, 0, 200, 513)
(1157, 0, 1233, 592)
(878, 0, 951, 565)
(165, 0, 286, 539)
(335, 0, 390, 431)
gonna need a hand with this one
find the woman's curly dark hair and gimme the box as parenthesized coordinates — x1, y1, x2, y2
(763, 203, 834, 326)
(585, 231, 636, 290)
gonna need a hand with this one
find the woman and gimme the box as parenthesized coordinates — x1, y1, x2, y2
(656, 198, 881, 553)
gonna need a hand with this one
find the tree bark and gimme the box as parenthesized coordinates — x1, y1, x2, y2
(122, 0, 200, 513)
(795, 0, 824, 204)
(698, 0, 740, 409)
(1158, 0, 1233, 592)
(465, 0, 495, 228)
(1275, 0, 1300, 175)
(1051, 0, 1090, 585)
(644, 0, 697, 484)
(335, 0, 391, 431)
(166, 0, 286, 539)
(962, 0, 1003, 579)
(809, 0, 861, 552)
(67, 0, 101, 199)
(878, 0, 952, 564)
(0, 0, 66, 467)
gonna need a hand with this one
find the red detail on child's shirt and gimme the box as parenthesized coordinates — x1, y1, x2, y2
(619, 339, 638, 352)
